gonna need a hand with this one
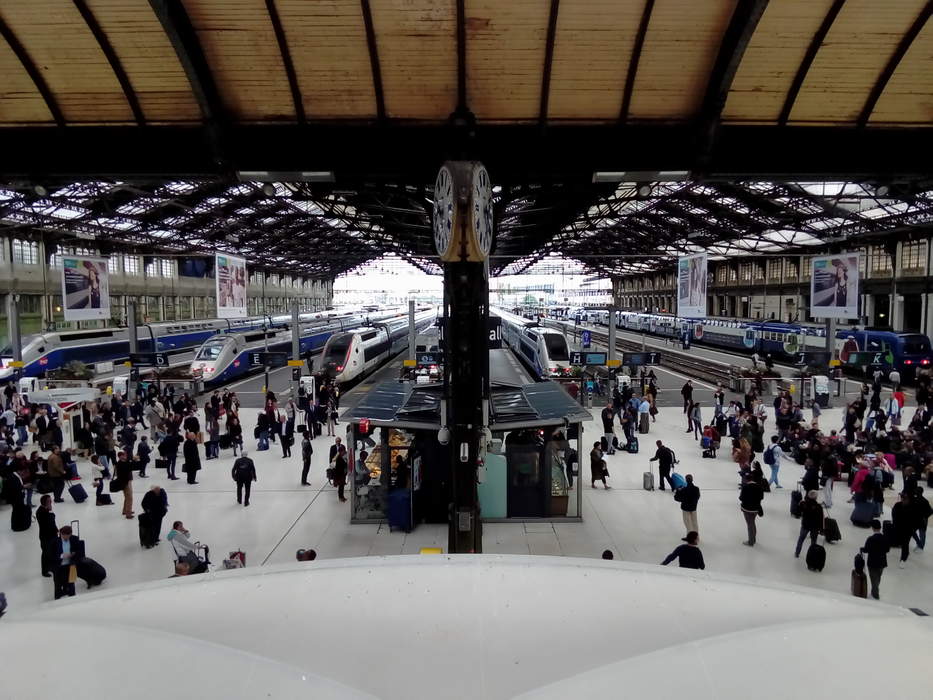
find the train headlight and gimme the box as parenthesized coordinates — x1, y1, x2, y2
(336, 365, 344, 372)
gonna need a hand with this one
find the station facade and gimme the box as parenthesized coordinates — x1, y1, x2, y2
(614, 239, 933, 333)
(0, 237, 333, 346)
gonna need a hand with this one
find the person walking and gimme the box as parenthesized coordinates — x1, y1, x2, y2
(182, 431, 201, 485)
(35, 495, 57, 577)
(300, 433, 313, 486)
(794, 490, 824, 558)
(674, 474, 700, 533)
(232, 449, 257, 507)
(589, 441, 609, 489)
(649, 440, 677, 491)
(227, 415, 243, 456)
(763, 435, 785, 489)
(680, 380, 693, 415)
(660, 531, 705, 569)
(739, 474, 764, 547)
(114, 451, 134, 519)
(689, 402, 702, 440)
(280, 415, 293, 458)
(891, 491, 915, 568)
(861, 520, 890, 600)
(600, 402, 616, 454)
(46, 446, 67, 503)
(140, 485, 168, 547)
(911, 487, 931, 552)
(333, 444, 348, 501)
(136, 435, 151, 478)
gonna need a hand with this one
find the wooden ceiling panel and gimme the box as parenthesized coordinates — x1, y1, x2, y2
(547, 0, 642, 120)
(628, 0, 738, 120)
(870, 20, 933, 124)
(723, 0, 837, 123)
(185, 0, 295, 121)
(86, 0, 199, 123)
(790, 0, 929, 124)
(1, 1, 132, 123)
(0, 36, 51, 124)
(466, 0, 549, 121)
(369, 0, 456, 119)
(276, 0, 375, 118)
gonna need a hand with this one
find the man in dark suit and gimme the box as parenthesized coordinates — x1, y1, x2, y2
(328, 436, 343, 463)
(35, 495, 57, 577)
(52, 525, 85, 599)
(183, 432, 201, 485)
(861, 519, 890, 600)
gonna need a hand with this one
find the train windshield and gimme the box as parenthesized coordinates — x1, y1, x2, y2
(324, 336, 351, 363)
(543, 334, 569, 361)
(900, 334, 931, 354)
(0, 334, 41, 356)
(195, 338, 229, 361)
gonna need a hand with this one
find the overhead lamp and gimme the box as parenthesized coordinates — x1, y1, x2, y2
(636, 183, 653, 198)
(592, 170, 689, 183)
(237, 170, 335, 183)
(33, 184, 48, 197)
(874, 184, 891, 197)
(261, 183, 277, 197)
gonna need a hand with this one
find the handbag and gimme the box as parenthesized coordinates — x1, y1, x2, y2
(109, 478, 123, 493)
(67, 564, 77, 584)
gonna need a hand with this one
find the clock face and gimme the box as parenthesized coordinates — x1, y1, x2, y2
(471, 164, 493, 257)
(433, 166, 454, 257)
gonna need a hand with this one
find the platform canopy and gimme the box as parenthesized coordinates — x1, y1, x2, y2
(2, 1, 933, 276)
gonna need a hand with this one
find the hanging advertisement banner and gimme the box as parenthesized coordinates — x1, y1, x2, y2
(61, 255, 110, 321)
(677, 253, 707, 318)
(810, 253, 859, 319)
(215, 253, 248, 318)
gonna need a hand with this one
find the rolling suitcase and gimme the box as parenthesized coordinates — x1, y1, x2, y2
(155, 458, 168, 469)
(806, 543, 826, 572)
(627, 436, 639, 454)
(851, 498, 874, 527)
(137, 512, 157, 548)
(851, 569, 868, 598)
(670, 472, 687, 490)
(387, 489, 412, 532)
(822, 517, 842, 543)
(219, 434, 232, 449)
(68, 483, 88, 503)
(643, 471, 655, 491)
(11, 501, 31, 531)
(790, 490, 803, 518)
(75, 557, 106, 588)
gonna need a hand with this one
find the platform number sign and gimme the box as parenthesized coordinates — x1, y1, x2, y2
(581, 330, 591, 349)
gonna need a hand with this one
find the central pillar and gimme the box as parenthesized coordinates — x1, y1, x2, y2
(433, 161, 493, 553)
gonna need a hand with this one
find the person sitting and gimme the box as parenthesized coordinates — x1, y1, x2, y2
(166, 521, 209, 574)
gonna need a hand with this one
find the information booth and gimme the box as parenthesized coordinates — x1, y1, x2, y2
(341, 376, 591, 527)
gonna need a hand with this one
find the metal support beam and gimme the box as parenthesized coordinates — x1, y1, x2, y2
(359, 0, 386, 122)
(455, 0, 467, 114)
(265, 0, 305, 122)
(620, 0, 654, 123)
(857, 0, 933, 127)
(695, 0, 770, 166)
(778, 0, 845, 126)
(73, 0, 145, 125)
(0, 14, 65, 126)
(148, 0, 228, 167)
(444, 261, 486, 553)
(408, 299, 416, 363)
(6, 294, 22, 380)
(538, 0, 561, 126)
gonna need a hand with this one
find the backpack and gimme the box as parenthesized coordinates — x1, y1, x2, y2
(763, 445, 775, 466)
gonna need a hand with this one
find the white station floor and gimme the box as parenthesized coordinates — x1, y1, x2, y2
(2, 401, 932, 617)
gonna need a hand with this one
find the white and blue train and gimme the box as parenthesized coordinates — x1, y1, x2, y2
(320, 309, 436, 384)
(493, 308, 571, 380)
(190, 309, 413, 385)
(595, 311, 932, 379)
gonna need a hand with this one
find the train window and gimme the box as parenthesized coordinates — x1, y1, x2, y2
(64, 330, 116, 341)
(361, 331, 378, 341)
(901, 335, 931, 354)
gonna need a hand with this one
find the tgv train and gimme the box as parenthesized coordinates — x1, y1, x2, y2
(0, 308, 407, 381)
(320, 309, 436, 383)
(493, 308, 571, 379)
(591, 310, 933, 378)
(0, 316, 277, 380)
(190, 309, 409, 385)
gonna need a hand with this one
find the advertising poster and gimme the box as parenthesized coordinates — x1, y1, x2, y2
(810, 253, 859, 319)
(215, 253, 248, 318)
(61, 255, 110, 321)
(677, 253, 707, 318)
